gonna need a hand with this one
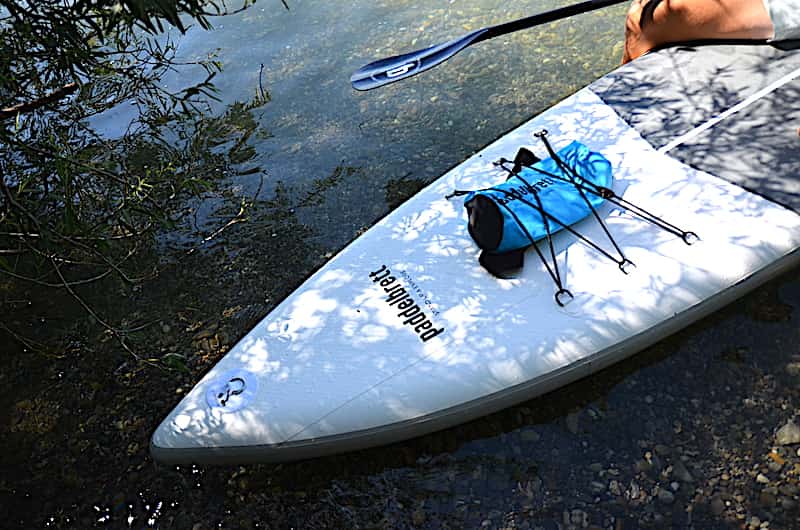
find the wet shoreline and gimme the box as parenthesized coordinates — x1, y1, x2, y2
(4, 196, 800, 528)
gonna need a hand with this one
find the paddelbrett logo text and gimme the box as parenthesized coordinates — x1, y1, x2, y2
(369, 264, 444, 342)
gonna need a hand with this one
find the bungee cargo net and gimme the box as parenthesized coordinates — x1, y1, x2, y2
(447, 130, 698, 306)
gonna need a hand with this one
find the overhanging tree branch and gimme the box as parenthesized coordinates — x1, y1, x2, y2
(0, 83, 79, 120)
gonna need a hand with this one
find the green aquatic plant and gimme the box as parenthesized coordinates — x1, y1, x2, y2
(0, 1, 269, 359)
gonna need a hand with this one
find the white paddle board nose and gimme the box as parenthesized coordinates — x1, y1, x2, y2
(204, 369, 259, 413)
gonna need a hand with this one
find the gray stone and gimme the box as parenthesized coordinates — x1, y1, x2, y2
(775, 420, 800, 446)
(569, 509, 589, 527)
(520, 430, 540, 442)
(779, 483, 798, 496)
(768, 460, 784, 473)
(566, 412, 580, 434)
(710, 496, 726, 515)
(780, 497, 797, 510)
(654, 444, 671, 455)
(785, 362, 800, 377)
(590, 481, 606, 494)
(672, 460, 694, 483)
(609, 480, 622, 496)
(759, 490, 777, 508)
(657, 489, 675, 504)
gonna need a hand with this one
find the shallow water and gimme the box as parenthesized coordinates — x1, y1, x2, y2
(3, 1, 800, 529)
(132, 0, 626, 250)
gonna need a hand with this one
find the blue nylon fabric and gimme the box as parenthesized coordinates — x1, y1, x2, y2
(465, 141, 613, 253)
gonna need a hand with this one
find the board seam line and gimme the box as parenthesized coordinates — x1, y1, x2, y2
(281, 351, 438, 443)
(658, 66, 800, 154)
(282, 65, 800, 446)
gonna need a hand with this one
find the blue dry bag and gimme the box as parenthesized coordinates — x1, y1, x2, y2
(454, 133, 696, 306)
(463, 140, 613, 254)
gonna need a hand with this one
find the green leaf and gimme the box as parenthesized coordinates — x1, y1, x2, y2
(162, 353, 190, 373)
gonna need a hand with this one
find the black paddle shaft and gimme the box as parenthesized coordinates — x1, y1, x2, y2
(351, 0, 628, 91)
(484, 0, 627, 40)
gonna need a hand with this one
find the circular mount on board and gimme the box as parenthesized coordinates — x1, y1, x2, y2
(205, 369, 259, 413)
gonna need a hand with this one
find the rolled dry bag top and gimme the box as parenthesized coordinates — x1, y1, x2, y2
(464, 141, 612, 254)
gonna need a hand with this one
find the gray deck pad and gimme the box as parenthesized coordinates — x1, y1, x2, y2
(592, 44, 800, 211)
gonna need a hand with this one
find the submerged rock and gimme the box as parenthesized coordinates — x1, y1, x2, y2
(672, 459, 694, 483)
(775, 420, 800, 446)
(657, 489, 675, 504)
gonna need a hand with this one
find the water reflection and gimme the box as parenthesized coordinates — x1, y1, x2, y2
(145, 0, 629, 248)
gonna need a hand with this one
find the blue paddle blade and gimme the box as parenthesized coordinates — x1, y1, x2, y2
(350, 29, 488, 91)
(350, 0, 629, 91)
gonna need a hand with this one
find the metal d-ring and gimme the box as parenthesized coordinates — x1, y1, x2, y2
(681, 231, 699, 245)
(619, 258, 636, 275)
(217, 377, 247, 407)
(555, 288, 574, 307)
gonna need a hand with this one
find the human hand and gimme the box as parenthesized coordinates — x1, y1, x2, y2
(622, 0, 663, 63)
(622, 0, 774, 64)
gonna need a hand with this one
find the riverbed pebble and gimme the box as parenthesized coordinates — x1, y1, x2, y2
(657, 489, 675, 504)
(775, 420, 800, 445)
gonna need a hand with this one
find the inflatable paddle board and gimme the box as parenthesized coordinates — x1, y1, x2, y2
(151, 44, 800, 464)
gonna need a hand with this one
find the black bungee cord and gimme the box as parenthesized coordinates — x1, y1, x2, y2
(449, 130, 699, 305)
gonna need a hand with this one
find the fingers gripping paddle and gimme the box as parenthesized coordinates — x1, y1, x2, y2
(351, 0, 628, 91)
